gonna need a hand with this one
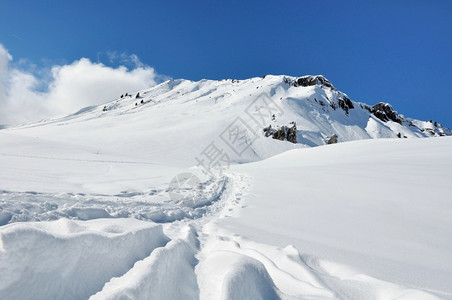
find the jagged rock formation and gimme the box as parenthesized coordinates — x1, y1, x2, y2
(263, 123, 297, 144)
(327, 134, 338, 144)
(338, 96, 354, 115)
(284, 75, 335, 89)
(296, 75, 335, 89)
(372, 102, 402, 124)
(286, 123, 297, 143)
(277, 75, 450, 142)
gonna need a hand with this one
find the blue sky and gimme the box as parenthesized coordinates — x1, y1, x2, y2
(0, 0, 451, 125)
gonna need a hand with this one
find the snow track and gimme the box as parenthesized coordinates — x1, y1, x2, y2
(0, 171, 237, 300)
(0, 175, 229, 225)
(0, 170, 446, 299)
(194, 172, 442, 300)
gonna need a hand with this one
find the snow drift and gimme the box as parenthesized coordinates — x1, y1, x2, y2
(0, 218, 168, 299)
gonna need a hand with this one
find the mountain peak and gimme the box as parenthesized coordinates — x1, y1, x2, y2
(284, 75, 335, 89)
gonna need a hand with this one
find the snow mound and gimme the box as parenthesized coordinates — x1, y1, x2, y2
(221, 255, 280, 300)
(92, 226, 199, 300)
(0, 218, 169, 299)
(197, 251, 280, 300)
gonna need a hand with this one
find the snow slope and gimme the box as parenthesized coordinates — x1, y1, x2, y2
(1, 74, 451, 299)
(219, 137, 452, 298)
(1, 137, 450, 299)
(4, 75, 450, 168)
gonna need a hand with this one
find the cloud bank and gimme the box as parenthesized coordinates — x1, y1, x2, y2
(0, 44, 163, 125)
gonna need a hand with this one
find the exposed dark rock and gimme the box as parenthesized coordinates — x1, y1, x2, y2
(373, 110, 388, 122)
(284, 75, 335, 89)
(263, 123, 297, 143)
(286, 122, 297, 143)
(272, 127, 286, 141)
(296, 75, 335, 89)
(263, 125, 273, 137)
(426, 128, 435, 135)
(337, 96, 354, 114)
(327, 134, 338, 144)
(102, 106, 107, 112)
(297, 77, 316, 87)
(372, 102, 402, 124)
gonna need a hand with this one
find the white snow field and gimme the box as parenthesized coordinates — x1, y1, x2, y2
(1, 75, 451, 299)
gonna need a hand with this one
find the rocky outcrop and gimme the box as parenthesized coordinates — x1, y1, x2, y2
(413, 120, 452, 137)
(337, 96, 354, 114)
(284, 75, 335, 89)
(327, 134, 338, 144)
(272, 128, 286, 141)
(372, 102, 402, 124)
(286, 122, 297, 143)
(296, 76, 335, 89)
(263, 123, 297, 144)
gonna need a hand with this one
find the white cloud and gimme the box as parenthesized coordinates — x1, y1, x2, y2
(0, 44, 164, 125)
(0, 44, 12, 104)
(106, 51, 145, 68)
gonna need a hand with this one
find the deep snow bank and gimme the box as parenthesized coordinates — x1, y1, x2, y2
(92, 226, 199, 300)
(0, 218, 169, 300)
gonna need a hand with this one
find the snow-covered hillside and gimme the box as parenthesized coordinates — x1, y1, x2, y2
(6, 75, 450, 167)
(1, 75, 451, 299)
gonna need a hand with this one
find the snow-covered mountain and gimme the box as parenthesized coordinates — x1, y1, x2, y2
(1, 75, 451, 299)
(11, 74, 450, 166)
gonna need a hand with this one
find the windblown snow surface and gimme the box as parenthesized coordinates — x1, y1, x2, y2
(1, 75, 451, 299)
